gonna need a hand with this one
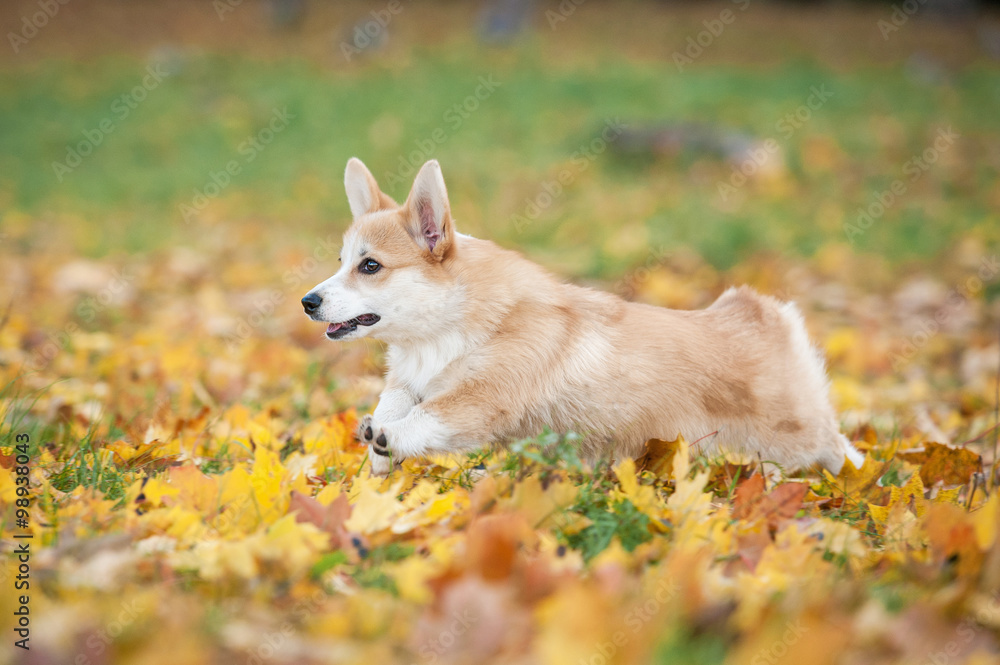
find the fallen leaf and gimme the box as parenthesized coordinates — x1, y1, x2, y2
(900, 442, 982, 486)
(732, 474, 766, 520)
(290, 491, 361, 552)
(635, 437, 679, 477)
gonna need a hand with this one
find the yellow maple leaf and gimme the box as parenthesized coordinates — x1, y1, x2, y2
(974, 492, 999, 550)
(932, 486, 962, 506)
(426, 491, 463, 520)
(345, 478, 406, 534)
(666, 436, 712, 523)
(401, 479, 439, 510)
(138, 476, 180, 505)
(869, 472, 927, 526)
(823, 450, 883, 497)
(215, 466, 260, 535)
(246, 419, 278, 451)
(613, 457, 662, 521)
(385, 555, 439, 603)
(172, 538, 258, 581)
(255, 514, 330, 579)
(391, 487, 468, 534)
(508, 474, 578, 528)
(314, 483, 343, 507)
(0, 467, 18, 503)
(141, 505, 206, 544)
(804, 518, 867, 559)
(249, 446, 287, 524)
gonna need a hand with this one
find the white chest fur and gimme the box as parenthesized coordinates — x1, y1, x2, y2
(387, 331, 470, 398)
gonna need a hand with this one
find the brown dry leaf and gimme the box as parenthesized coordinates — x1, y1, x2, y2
(289, 491, 359, 551)
(900, 442, 982, 486)
(735, 529, 772, 573)
(732, 474, 766, 520)
(761, 483, 809, 528)
(733, 477, 806, 529)
(635, 437, 679, 477)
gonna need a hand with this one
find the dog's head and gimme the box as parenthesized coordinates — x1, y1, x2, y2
(301, 158, 460, 343)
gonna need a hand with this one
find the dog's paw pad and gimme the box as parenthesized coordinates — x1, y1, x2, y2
(355, 415, 375, 443)
(371, 430, 391, 457)
(372, 432, 390, 456)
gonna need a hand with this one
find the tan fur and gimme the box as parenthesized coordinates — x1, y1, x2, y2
(303, 159, 863, 476)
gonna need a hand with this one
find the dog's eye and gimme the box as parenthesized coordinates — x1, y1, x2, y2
(359, 258, 381, 274)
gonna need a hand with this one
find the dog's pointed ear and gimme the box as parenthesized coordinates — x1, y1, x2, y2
(344, 158, 395, 218)
(404, 160, 453, 260)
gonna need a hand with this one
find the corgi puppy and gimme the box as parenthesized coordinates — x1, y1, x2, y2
(302, 158, 864, 477)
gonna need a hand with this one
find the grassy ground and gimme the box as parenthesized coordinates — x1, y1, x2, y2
(1, 1, 1000, 664)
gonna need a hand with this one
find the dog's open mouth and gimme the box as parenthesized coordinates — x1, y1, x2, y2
(326, 314, 380, 339)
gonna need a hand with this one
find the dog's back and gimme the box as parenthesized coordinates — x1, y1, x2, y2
(446, 237, 861, 473)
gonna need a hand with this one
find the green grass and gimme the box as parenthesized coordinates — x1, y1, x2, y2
(2, 50, 997, 273)
(566, 494, 654, 562)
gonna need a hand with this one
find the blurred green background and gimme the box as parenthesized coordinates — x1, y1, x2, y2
(1, 0, 997, 279)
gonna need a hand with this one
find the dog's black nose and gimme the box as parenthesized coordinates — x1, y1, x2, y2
(301, 293, 322, 314)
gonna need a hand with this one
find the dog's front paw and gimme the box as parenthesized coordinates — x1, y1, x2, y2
(358, 414, 391, 456)
(357, 414, 396, 474)
(368, 448, 392, 476)
(356, 414, 376, 446)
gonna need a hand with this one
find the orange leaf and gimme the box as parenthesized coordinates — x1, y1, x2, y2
(732, 474, 766, 520)
(923, 503, 984, 579)
(635, 437, 679, 478)
(289, 491, 360, 552)
(901, 442, 982, 486)
(761, 483, 809, 528)
(465, 514, 532, 581)
(735, 530, 771, 572)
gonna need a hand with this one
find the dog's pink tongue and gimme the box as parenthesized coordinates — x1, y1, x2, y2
(326, 322, 344, 334)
